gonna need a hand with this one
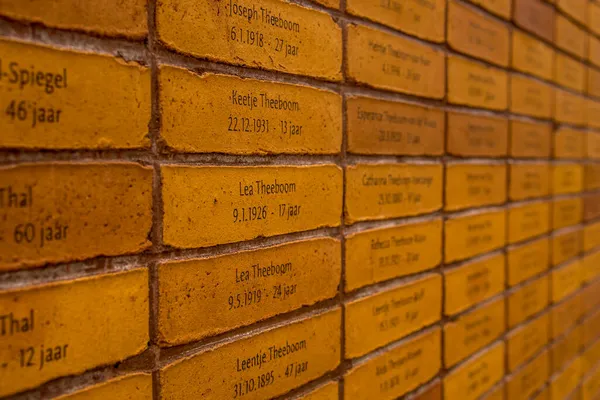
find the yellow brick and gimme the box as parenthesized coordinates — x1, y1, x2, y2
(533, 385, 549, 400)
(0, 162, 152, 271)
(583, 309, 600, 346)
(161, 165, 342, 248)
(587, 132, 600, 159)
(444, 297, 505, 368)
(584, 221, 600, 252)
(447, 112, 508, 158)
(447, 0, 509, 66)
(583, 250, 600, 284)
(551, 229, 582, 266)
(448, 55, 508, 110)
(156, 0, 342, 79)
(510, 74, 553, 119)
(582, 280, 600, 316)
(554, 128, 585, 159)
(158, 238, 340, 345)
(551, 259, 582, 302)
(312, 0, 339, 8)
(160, 308, 340, 399)
(467, 0, 511, 19)
(0, 0, 147, 37)
(582, 338, 600, 377)
(344, 274, 441, 358)
(346, 24, 445, 98)
(510, 119, 552, 159)
(301, 382, 338, 400)
(57, 374, 152, 400)
(556, 0, 587, 24)
(413, 380, 443, 400)
(346, 0, 445, 42)
(556, 14, 587, 59)
(507, 237, 550, 286)
(445, 210, 506, 263)
(443, 343, 505, 400)
(550, 357, 581, 400)
(511, 29, 554, 81)
(509, 163, 550, 201)
(443, 253, 505, 316)
(508, 202, 550, 244)
(346, 96, 444, 156)
(506, 350, 550, 400)
(343, 328, 441, 400)
(159, 67, 342, 154)
(554, 53, 586, 93)
(583, 364, 600, 400)
(550, 325, 581, 374)
(345, 164, 443, 224)
(482, 382, 505, 400)
(506, 313, 549, 372)
(345, 219, 442, 292)
(552, 164, 584, 195)
(585, 164, 600, 190)
(0, 39, 150, 150)
(552, 198, 583, 230)
(588, 99, 600, 129)
(445, 163, 507, 211)
(508, 275, 550, 328)
(589, 35, 600, 68)
(590, 2, 600, 36)
(588, 67, 600, 98)
(0, 270, 148, 397)
(551, 293, 582, 339)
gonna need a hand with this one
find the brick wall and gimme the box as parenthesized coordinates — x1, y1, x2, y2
(1, 0, 600, 398)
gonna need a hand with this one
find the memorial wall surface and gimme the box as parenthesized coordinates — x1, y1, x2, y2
(0, 0, 600, 398)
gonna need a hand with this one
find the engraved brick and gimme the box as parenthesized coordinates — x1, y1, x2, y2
(513, 0, 555, 42)
(507, 237, 550, 286)
(510, 119, 552, 159)
(158, 239, 341, 345)
(346, 96, 444, 156)
(444, 297, 505, 368)
(346, 0, 445, 42)
(509, 163, 550, 201)
(444, 210, 506, 263)
(551, 229, 582, 266)
(511, 29, 554, 81)
(445, 163, 507, 211)
(510, 74, 553, 119)
(506, 350, 549, 400)
(447, 0, 509, 66)
(508, 202, 550, 244)
(347, 24, 445, 99)
(554, 53, 586, 93)
(160, 309, 341, 399)
(506, 312, 549, 372)
(159, 67, 342, 154)
(156, 0, 342, 79)
(556, 15, 587, 59)
(345, 219, 442, 292)
(551, 292, 582, 339)
(344, 328, 441, 400)
(443, 253, 505, 316)
(554, 128, 585, 159)
(443, 343, 505, 400)
(552, 198, 583, 230)
(508, 275, 549, 328)
(550, 325, 581, 374)
(0, 39, 151, 150)
(0, 162, 152, 271)
(161, 165, 342, 248)
(344, 274, 441, 358)
(552, 164, 583, 195)
(447, 112, 508, 157)
(345, 164, 443, 224)
(550, 259, 582, 302)
(0, 0, 147, 37)
(448, 55, 508, 110)
(0, 270, 148, 397)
